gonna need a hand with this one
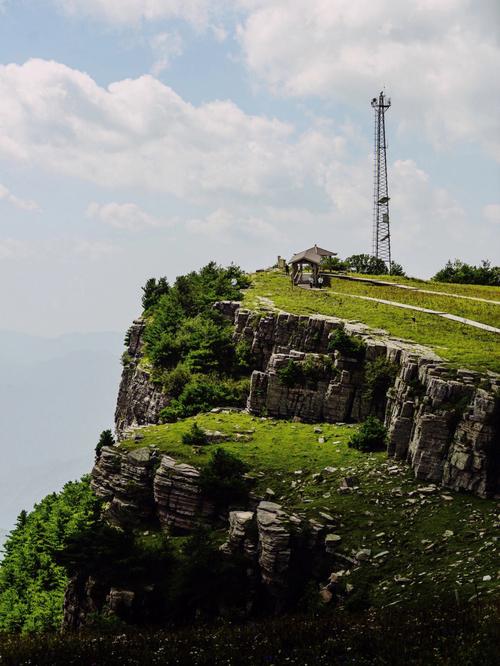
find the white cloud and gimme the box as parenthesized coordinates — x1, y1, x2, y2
(0, 183, 39, 211)
(186, 207, 282, 242)
(482, 203, 500, 225)
(237, 0, 500, 160)
(55, 0, 223, 28)
(150, 31, 184, 75)
(0, 59, 338, 204)
(87, 201, 175, 231)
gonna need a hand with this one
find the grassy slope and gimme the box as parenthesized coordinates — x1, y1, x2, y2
(121, 412, 500, 610)
(243, 272, 500, 373)
(351, 274, 500, 301)
(327, 277, 500, 327)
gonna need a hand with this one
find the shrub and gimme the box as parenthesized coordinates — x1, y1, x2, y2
(95, 429, 115, 458)
(390, 262, 406, 277)
(346, 254, 388, 275)
(363, 357, 398, 413)
(199, 449, 250, 511)
(321, 256, 348, 272)
(163, 364, 192, 399)
(328, 327, 366, 359)
(432, 259, 500, 286)
(181, 423, 209, 447)
(141, 277, 170, 311)
(277, 360, 305, 387)
(167, 525, 250, 622)
(121, 351, 132, 366)
(159, 376, 250, 422)
(235, 339, 254, 372)
(348, 416, 387, 452)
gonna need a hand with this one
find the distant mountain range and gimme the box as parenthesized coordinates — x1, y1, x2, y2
(0, 330, 123, 548)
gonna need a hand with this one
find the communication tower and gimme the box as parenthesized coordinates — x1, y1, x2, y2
(371, 91, 392, 270)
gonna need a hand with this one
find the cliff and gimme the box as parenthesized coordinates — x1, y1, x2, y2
(67, 299, 499, 628)
(115, 303, 500, 497)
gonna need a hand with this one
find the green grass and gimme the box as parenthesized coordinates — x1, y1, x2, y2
(2, 600, 499, 665)
(121, 412, 500, 610)
(327, 276, 500, 327)
(350, 273, 500, 301)
(243, 271, 500, 373)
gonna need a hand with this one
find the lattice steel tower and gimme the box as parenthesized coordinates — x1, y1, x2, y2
(371, 91, 392, 270)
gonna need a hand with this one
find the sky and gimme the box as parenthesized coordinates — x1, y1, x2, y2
(0, 0, 498, 336)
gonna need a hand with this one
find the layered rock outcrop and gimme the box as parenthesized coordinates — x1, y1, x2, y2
(115, 319, 169, 437)
(114, 303, 500, 498)
(91, 446, 213, 531)
(222, 303, 500, 496)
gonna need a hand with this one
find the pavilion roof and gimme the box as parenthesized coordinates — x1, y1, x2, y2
(289, 244, 337, 265)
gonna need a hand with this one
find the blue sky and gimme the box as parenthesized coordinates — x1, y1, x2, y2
(0, 0, 498, 335)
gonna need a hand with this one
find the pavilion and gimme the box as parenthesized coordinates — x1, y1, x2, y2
(289, 244, 337, 286)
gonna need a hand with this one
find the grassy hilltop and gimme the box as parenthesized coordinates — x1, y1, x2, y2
(243, 271, 500, 373)
(122, 411, 500, 610)
(1, 264, 499, 664)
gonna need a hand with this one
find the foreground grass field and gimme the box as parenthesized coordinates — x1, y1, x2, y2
(1, 600, 499, 665)
(122, 412, 500, 610)
(243, 271, 500, 372)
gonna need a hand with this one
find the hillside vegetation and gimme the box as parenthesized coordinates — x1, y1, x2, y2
(243, 271, 500, 373)
(122, 412, 500, 610)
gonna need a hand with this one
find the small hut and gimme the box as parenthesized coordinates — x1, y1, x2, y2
(289, 245, 337, 286)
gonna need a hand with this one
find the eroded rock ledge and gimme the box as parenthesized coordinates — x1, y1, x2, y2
(114, 303, 500, 497)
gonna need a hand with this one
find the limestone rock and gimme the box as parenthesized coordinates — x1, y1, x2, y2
(256, 501, 295, 590)
(91, 446, 157, 527)
(154, 455, 213, 531)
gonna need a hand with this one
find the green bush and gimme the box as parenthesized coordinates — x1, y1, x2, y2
(302, 355, 335, 382)
(199, 449, 250, 512)
(235, 339, 254, 372)
(181, 423, 209, 447)
(141, 264, 253, 421)
(348, 416, 387, 452)
(321, 256, 348, 272)
(95, 429, 115, 458)
(346, 254, 388, 275)
(163, 364, 192, 399)
(277, 360, 305, 387)
(167, 526, 250, 623)
(363, 357, 398, 413)
(141, 276, 170, 311)
(327, 327, 366, 359)
(159, 376, 250, 422)
(390, 261, 406, 277)
(432, 259, 500, 286)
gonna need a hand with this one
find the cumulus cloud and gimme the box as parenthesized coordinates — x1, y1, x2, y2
(0, 59, 341, 204)
(237, 0, 500, 160)
(0, 183, 39, 211)
(482, 203, 500, 225)
(87, 201, 175, 231)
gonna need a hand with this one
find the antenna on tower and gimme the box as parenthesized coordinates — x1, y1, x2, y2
(371, 91, 392, 271)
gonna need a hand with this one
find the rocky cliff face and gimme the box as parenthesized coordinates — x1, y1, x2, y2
(115, 319, 169, 437)
(114, 304, 500, 497)
(67, 300, 499, 628)
(225, 303, 500, 497)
